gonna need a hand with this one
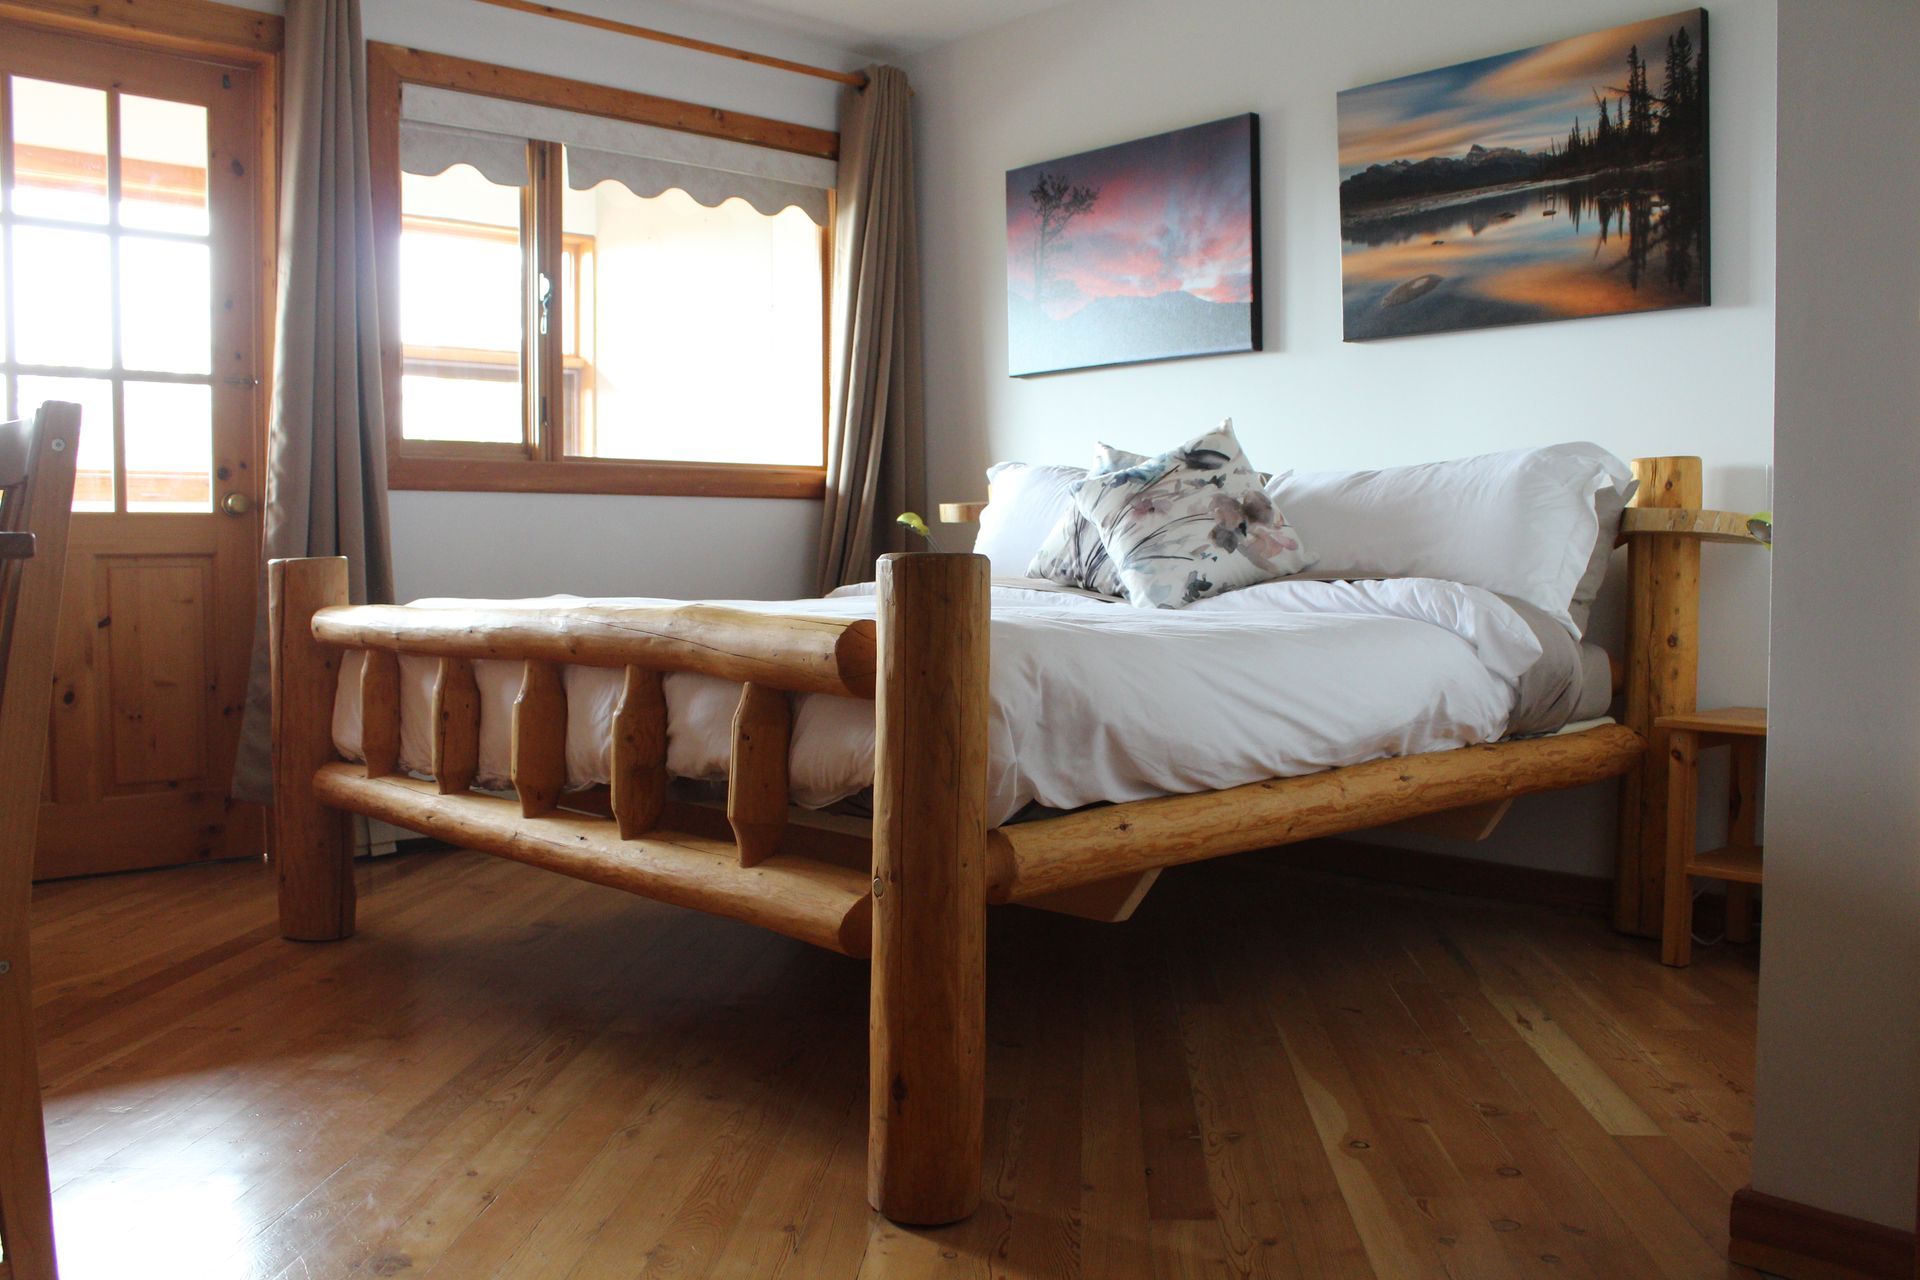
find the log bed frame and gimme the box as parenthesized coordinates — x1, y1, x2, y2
(270, 454, 1753, 1225)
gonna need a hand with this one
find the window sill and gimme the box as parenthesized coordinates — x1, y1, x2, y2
(387, 454, 826, 500)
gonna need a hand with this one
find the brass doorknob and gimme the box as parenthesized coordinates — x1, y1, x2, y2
(221, 492, 254, 516)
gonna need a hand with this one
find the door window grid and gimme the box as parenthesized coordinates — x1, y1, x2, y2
(0, 74, 215, 512)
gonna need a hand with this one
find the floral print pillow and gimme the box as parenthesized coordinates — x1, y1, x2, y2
(1026, 444, 1145, 596)
(1069, 421, 1314, 608)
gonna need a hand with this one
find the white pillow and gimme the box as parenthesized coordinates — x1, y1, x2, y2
(1264, 442, 1634, 635)
(971, 461, 1085, 577)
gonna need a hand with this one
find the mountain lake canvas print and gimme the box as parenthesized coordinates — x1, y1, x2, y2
(1338, 9, 1709, 341)
(1006, 115, 1260, 376)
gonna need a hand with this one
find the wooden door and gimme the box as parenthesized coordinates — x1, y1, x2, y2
(0, 24, 267, 878)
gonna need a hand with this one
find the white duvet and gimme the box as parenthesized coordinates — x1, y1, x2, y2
(331, 577, 1544, 826)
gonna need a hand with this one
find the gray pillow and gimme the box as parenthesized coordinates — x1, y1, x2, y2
(1501, 593, 1611, 735)
(1027, 445, 1145, 596)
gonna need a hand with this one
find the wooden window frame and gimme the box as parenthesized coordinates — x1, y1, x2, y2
(368, 43, 836, 501)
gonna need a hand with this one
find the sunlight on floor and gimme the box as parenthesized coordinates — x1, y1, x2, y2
(54, 1173, 256, 1280)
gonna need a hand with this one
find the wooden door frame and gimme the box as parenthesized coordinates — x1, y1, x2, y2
(0, 0, 281, 58)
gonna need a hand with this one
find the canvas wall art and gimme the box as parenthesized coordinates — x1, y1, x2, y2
(1338, 9, 1709, 341)
(1006, 114, 1260, 376)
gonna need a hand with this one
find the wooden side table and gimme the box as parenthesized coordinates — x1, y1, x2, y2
(1658, 706, 1766, 966)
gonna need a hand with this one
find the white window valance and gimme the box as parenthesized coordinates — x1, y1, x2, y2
(399, 84, 836, 224)
(398, 119, 531, 187)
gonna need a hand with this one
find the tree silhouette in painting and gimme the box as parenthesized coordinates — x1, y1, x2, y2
(1542, 29, 1704, 179)
(1027, 171, 1100, 308)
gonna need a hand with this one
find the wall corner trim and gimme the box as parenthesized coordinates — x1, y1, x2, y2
(1728, 1186, 1916, 1280)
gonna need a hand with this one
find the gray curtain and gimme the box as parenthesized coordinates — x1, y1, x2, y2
(232, 0, 394, 803)
(814, 65, 926, 592)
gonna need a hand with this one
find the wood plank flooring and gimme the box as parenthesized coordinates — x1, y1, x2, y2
(22, 847, 1761, 1279)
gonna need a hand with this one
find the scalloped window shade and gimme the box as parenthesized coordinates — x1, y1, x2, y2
(398, 84, 834, 224)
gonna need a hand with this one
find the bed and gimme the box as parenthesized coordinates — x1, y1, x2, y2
(269, 452, 1738, 1224)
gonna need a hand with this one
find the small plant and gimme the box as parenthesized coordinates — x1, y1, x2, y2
(896, 511, 939, 550)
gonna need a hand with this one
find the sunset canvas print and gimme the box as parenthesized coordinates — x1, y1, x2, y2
(1338, 10, 1709, 341)
(1007, 115, 1260, 376)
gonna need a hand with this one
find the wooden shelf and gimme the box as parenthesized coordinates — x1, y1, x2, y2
(1657, 706, 1768, 736)
(1686, 843, 1765, 885)
(1662, 710, 1766, 964)
(1619, 507, 1769, 545)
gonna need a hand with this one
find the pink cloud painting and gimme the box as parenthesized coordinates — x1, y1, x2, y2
(1006, 115, 1259, 376)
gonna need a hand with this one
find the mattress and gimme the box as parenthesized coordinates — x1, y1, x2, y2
(332, 576, 1588, 827)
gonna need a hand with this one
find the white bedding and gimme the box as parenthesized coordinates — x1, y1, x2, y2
(331, 577, 1545, 826)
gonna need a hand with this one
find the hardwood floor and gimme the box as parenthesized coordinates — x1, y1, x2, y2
(23, 846, 1761, 1279)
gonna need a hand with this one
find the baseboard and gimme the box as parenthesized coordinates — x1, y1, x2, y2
(1268, 837, 1614, 915)
(1729, 1186, 1915, 1280)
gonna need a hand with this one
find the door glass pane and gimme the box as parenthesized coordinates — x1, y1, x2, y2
(9, 77, 109, 223)
(118, 95, 209, 234)
(17, 375, 113, 510)
(124, 381, 211, 512)
(13, 226, 112, 368)
(565, 173, 823, 466)
(399, 165, 525, 443)
(122, 237, 211, 373)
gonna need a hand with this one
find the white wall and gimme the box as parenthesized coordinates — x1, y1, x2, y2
(386, 489, 818, 600)
(1754, 0, 1920, 1233)
(908, 0, 1777, 876)
(235, 0, 865, 600)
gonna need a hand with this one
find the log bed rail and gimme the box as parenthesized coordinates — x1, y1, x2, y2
(270, 454, 1727, 1225)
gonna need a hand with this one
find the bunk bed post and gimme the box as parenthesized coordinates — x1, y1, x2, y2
(1615, 457, 1702, 937)
(270, 556, 356, 941)
(868, 551, 990, 1225)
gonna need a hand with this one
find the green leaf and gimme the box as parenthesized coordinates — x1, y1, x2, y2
(896, 511, 938, 549)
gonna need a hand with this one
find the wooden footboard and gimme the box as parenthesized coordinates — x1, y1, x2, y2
(268, 557, 888, 955)
(269, 551, 992, 1225)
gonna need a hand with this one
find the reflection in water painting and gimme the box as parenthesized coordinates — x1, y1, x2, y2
(1338, 9, 1708, 341)
(1007, 115, 1260, 376)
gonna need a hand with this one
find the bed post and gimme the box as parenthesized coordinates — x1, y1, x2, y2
(271, 556, 356, 941)
(1615, 457, 1702, 937)
(868, 551, 990, 1225)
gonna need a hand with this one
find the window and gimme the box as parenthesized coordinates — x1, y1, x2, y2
(2, 74, 218, 512)
(399, 168, 528, 446)
(374, 46, 836, 497)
